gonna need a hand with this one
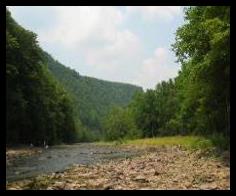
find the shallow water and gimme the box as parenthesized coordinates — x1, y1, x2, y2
(6, 143, 140, 182)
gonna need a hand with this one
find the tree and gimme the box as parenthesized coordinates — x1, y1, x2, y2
(130, 90, 159, 137)
(103, 106, 140, 141)
(172, 6, 230, 136)
(45, 50, 143, 139)
(6, 9, 77, 145)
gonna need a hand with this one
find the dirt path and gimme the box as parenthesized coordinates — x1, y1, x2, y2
(6, 145, 230, 190)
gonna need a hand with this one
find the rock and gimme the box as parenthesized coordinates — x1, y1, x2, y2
(173, 179, 178, 183)
(54, 181, 64, 186)
(7, 187, 20, 190)
(46, 187, 54, 190)
(139, 187, 153, 190)
(104, 185, 113, 190)
(134, 175, 147, 183)
(199, 184, 210, 190)
(206, 177, 214, 182)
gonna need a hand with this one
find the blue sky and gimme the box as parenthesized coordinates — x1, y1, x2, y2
(8, 6, 185, 89)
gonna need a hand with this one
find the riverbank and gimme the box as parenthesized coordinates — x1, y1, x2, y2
(6, 147, 43, 166)
(6, 142, 230, 190)
(6, 143, 142, 183)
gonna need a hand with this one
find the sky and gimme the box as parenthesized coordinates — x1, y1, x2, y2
(8, 6, 185, 90)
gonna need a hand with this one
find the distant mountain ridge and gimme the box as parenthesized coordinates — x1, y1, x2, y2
(43, 52, 143, 133)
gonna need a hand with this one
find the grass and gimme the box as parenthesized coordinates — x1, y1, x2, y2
(206, 133, 230, 151)
(96, 135, 214, 150)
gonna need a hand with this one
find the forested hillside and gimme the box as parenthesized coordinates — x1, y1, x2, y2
(6, 9, 143, 144)
(44, 52, 143, 135)
(6, 10, 77, 145)
(6, 6, 230, 146)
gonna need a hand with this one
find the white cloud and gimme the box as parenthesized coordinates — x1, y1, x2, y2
(8, 6, 182, 89)
(40, 6, 124, 47)
(37, 6, 143, 84)
(81, 29, 143, 84)
(85, 30, 141, 66)
(126, 6, 182, 21)
(38, 7, 180, 88)
(132, 47, 180, 89)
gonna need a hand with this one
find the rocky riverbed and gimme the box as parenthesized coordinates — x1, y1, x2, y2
(6, 144, 230, 190)
(6, 143, 142, 183)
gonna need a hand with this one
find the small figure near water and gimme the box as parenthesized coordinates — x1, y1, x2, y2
(43, 140, 49, 149)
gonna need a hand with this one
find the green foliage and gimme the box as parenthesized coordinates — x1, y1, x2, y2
(98, 136, 214, 150)
(75, 124, 99, 142)
(44, 52, 143, 139)
(129, 79, 179, 137)
(6, 9, 143, 144)
(172, 6, 230, 136)
(206, 133, 230, 151)
(103, 106, 141, 141)
(6, 6, 229, 150)
(129, 90, 159, 137)
(115, 6, 230, 149)
(6, 9, 76, 145)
